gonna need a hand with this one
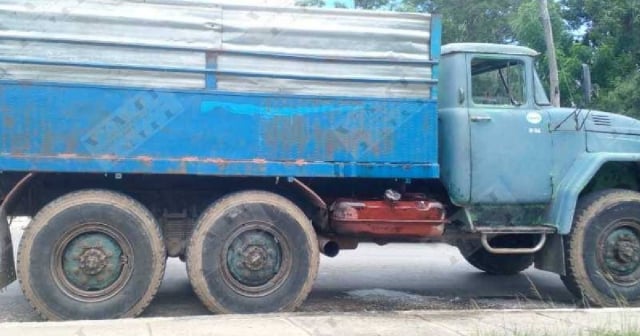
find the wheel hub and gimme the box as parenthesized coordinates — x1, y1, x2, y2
(616, 239, 639, 263)
(226, 230, 282, 287)
(603, 227, 640, 277)
(61, 232, 124, 292)
(78, 247, 109, 275)
(243, 246, 268, 271)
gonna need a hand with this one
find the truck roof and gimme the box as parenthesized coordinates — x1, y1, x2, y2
(441, 43, 539, 57)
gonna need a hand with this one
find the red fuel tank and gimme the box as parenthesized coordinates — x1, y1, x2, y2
(330, 195, 446, 238)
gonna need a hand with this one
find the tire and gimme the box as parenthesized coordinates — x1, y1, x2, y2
(17, 190, 166, 320)
(187, 190, 319, 314)
(562, 189, 640, 307)
(458, 235, 534, 275)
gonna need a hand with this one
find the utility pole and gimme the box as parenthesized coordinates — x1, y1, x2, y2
(539, 0, 560, 106)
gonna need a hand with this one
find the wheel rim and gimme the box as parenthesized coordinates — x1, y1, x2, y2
(52, 223, 133, 302)
(221, 222, 292, 297)
(597, 219, 640, 286)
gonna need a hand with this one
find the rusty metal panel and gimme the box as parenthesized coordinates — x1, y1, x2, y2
(331, 197, 446, 238)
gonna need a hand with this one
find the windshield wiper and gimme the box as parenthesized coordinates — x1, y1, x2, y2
(498, 68, 522, 106)
(551, 106, 580, 132)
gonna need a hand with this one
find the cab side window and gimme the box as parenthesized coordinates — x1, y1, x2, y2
(471, 58, 526, 106)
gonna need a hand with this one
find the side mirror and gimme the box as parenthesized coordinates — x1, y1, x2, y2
(582, 64, 592, 104)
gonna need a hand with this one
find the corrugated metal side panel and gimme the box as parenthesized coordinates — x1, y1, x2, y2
(1, 64, 205, 89)
(216, 76, 432, 98)
(0, 0, 435, 98)
(0, 1, 222, 49)
(218, 4, 431, 96)
(0, 0, 219, 89)
(220, 4, 431, 59)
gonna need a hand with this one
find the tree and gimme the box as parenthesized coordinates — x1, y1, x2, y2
(295, 0, 326, 6)
(561, 0, 640, 116)
(401, 0, 524, 44)
(511, 0, 588, 107)
(539, 0, 560, 106)
(354, 0, 390, 9)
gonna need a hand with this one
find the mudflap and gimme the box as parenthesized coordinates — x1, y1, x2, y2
(534, 233, 566, 275)
(0, 207, 16, 289)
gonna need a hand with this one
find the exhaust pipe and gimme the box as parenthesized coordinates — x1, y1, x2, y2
(318, 236, 340, 258)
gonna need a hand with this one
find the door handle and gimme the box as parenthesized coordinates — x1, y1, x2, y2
(470, 115, 492, 122)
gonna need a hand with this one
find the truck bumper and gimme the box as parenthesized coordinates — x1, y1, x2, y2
(0, 207, 16, 289)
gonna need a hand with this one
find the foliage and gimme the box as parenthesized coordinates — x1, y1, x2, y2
(400, 0, 524, 44)
(295, 0, 326, 7)
(296, 0, 390, 8)
(560, 0, 640, 117)
(354, 0, 391, 9)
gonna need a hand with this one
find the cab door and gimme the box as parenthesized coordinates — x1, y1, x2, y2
(468, 55, 553, 203)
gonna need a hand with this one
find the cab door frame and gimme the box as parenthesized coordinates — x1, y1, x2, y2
(466, 53, 553, 204)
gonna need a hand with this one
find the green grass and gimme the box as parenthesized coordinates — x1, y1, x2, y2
(590, 329, 640, 336)
(483, 327, 640, 336)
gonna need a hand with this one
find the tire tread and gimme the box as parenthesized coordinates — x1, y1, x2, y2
(17, 189, 166, 320)
(186, 190, 319, 314)
(563, 188, 640, 307)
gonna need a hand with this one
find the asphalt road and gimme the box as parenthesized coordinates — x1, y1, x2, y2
(0, 222, 576, 322)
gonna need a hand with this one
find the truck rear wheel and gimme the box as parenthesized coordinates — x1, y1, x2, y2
(187, 190, 319, 314)
(17, 190, 166, 320)
(562, 189, 640, 306)
(458, 236, 534, 275)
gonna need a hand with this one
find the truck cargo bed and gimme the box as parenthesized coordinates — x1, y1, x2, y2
(0, 0, 441, 179)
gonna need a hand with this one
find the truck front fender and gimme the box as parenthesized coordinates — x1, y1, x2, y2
(549, 153, 640, 234)
(0, 173, 34, 289)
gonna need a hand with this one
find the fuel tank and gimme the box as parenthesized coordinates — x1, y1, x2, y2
(330, 194, 446, 239)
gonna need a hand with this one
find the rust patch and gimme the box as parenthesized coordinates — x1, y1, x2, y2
(203, 158, 226, 164)
(294, 159, 306, 166)
(181, 156, 199, 162)
(203, 158, 229, 170)
(137, 155, 154, 162)
(136, 156, 154, 168)
(253, 158, 267, 164)
(57, 153, 79, 159)
(99, 154, 118, 161)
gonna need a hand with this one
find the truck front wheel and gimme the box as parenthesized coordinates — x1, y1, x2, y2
(186, 190, 319, 314)
(562, 189, 640, 306)
(17, 190, 166, 320)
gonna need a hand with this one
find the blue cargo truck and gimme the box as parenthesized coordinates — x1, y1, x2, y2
(0, 1, 639, 320)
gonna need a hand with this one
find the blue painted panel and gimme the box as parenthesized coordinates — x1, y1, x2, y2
(468, 108, 553, 204)
(0, 81, 439, 179)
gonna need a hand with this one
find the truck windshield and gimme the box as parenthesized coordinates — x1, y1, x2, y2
(534, 68, 551, 106)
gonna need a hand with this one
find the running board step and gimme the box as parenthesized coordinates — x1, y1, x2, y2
(475, 226, 556, 255)
(474, 226, 557, 234)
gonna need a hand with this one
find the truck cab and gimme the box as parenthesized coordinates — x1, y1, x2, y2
(440, 43, 640, 306)
(439, 43, 556, 208)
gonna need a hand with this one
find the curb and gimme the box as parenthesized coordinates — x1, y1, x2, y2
(1, 308, 639, 336)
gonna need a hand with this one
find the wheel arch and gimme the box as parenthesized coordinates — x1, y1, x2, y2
(548, 153, 640, 235)
(536, 154, 640, 276)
